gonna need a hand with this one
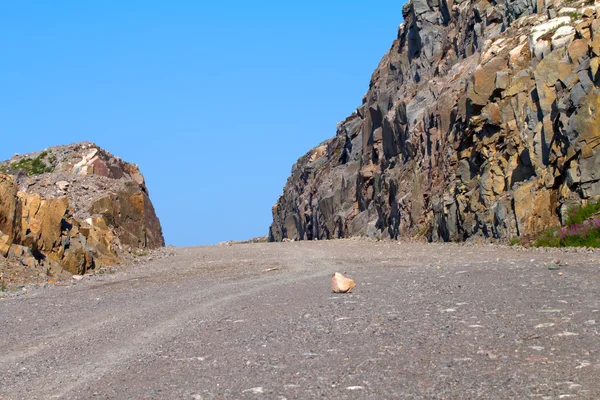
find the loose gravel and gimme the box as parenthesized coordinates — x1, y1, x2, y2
(1, 239, 599, 399)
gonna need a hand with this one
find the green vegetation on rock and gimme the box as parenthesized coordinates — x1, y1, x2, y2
(509, 237, 521, 246)
(10, 151, 55, 176)
(565, 199, 600, 226)
(535, 199, 600, 248)
(568, 11, 582, 21)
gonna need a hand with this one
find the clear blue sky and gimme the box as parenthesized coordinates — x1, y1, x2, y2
(1, 1, 403, 246)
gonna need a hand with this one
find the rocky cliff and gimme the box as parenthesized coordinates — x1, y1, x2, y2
(0, 142, 164, 284)
(270, 0, 600, 243)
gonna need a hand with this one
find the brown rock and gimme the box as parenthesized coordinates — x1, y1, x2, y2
(509, 43, 530, 69)
(39, 197, 68, 253)
(591, 35, 600, 57)
(7, 244, 33, 260)
(486, 102, 502, 126)
(513, 181, 560, 235)
(576, 20, 592, 40)
(504, 72, 533, 97)
(21, 256, 38, 268)
(572, 90, 600, 159)
(0, 174, 19, 242)
(84, 223, 120, 267)
(332, 272, 356, 293)
(61, 245, 93, 275)
(472, 57, 508, 101)
(591, 57, 599, 79)
(91, 186, 164, 249)
(0, 231, 10, 257)
(495, 71, 511, 90)
(568, 39, 589, 63)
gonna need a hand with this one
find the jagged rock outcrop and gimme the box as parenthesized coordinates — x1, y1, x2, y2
(270, 0, 600, 243)
(0, 142, 164, 281)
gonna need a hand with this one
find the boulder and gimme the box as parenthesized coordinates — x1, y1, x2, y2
(331, 272, 357, 293)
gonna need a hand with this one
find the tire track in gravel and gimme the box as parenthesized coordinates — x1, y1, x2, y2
(0, 246, 310, 364)
(0, 246, 342, 399)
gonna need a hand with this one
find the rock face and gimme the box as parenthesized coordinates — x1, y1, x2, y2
(270, 0, 600, 243)
(0, 142, 164, 280)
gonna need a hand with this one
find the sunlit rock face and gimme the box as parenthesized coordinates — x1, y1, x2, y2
(0, 142, 164, 277)
(270, 0, 600, 243)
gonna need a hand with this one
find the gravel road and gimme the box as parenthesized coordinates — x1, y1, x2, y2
(1, 240, 600, 399)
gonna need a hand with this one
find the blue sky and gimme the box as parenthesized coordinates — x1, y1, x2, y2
(1, 1, 403, 245)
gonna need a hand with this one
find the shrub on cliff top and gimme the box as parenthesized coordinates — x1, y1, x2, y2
(10, 151, 55, 176)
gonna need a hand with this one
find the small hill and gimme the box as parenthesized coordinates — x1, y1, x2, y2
(0, 142, 164, 286)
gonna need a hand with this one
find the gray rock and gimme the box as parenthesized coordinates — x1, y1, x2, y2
(269, 0, 600, 244)
(506, 0, 536, 22)
(570, 83, 588, 108)
(579, 151, 600, 198)
(412, 0, 432, 15)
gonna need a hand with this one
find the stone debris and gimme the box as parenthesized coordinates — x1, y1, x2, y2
(331, 272, 356, 293)
(55, 181, 70, 191)
(269, 0, 600, 245)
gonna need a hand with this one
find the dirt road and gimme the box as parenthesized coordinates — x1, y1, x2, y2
(1, 240, 599, 399)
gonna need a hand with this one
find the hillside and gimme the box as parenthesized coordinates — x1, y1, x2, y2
(270, 0, 600, 243)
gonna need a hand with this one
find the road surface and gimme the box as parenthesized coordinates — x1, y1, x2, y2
(1, 240, 600, 399)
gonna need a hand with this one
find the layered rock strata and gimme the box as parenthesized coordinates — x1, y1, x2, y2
(271, 0, 600, 242)
(0, 142, 164, 280)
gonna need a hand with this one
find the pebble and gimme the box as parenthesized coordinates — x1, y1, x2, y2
(346, 386, 365, 391)
(555, 331, 579, 337)
(243, 387, 264, 394)
(535, 323, 555, 329)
